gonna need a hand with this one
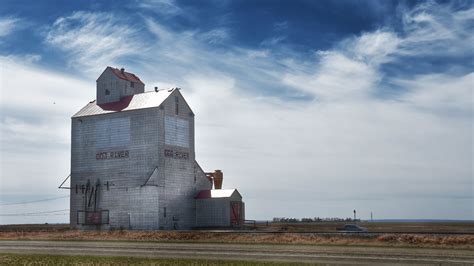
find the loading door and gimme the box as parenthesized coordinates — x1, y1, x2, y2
(230, 201, 243, 226)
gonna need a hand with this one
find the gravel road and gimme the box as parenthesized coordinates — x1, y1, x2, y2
(1, 240, 473, 264)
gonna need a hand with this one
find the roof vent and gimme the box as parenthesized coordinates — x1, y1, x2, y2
(120, 67, 125, 73)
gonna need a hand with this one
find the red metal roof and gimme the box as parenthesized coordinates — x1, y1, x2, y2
(98, 95, 133, 112)
(108, 66, 144, 84)
(72, 90, 173, 117)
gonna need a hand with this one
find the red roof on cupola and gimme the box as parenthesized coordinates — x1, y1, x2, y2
(107, 66, 144, 84)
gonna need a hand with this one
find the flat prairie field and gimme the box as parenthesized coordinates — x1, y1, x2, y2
(0, 222, 473, 249)
(2, 221, 473, 233)
(1, 222, 473, 265)
(0, 240, 473, 265)
(255, 221, 474, 233)
(0, 253, 302, 266)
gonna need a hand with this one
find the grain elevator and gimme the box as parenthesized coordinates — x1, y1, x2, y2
(69, 67, 244, 230)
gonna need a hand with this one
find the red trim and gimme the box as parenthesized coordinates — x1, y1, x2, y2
(108, 66, 144, 84)
(194, 190, 212, 199)
(97, 95, 133, 111)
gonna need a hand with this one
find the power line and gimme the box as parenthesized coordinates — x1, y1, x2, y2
(0, 209, 69, 216)
(0, 195, 69, 206)
(21, 213, 69, 216)
(1, 213, 70, 217)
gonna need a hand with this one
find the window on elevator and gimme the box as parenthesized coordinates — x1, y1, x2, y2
(175, 96, 179, 115)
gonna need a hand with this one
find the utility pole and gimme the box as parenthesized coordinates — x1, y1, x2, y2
(371, 212, 373, 222)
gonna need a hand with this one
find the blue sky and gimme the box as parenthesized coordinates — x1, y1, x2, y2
(0, 0, 473, 224)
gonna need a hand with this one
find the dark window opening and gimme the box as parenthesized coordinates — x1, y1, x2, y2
(130, 81, 135, 88)
(164, 207, 167, 217)
(175, 96, 179, 115)
(105, 89, 110, 95)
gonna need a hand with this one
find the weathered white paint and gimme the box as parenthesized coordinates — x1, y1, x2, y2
(165, 115, 189, 148)
(95, 117, 130, 148)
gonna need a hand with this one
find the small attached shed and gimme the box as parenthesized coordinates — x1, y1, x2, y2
(195, 189, 245, 228)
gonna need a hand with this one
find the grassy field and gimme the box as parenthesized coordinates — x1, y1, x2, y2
(0, 253, 309, 266)
(254, 221, 474, 233)
(0, 222, 472, 250)
(1, 221, 472, 233)
(0, 231, 472, 249)
(2, 241, 473, 265)
(0, 224, 70, 232)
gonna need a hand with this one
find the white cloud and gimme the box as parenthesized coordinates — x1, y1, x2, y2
(283, 51, 380, 100)
(45, 11, 147, 75)
(396, 73, 473, 114)
(399, 2, 474, 56)
(283, 2, 473, 102)
(0, 56, 91, 191)
(200, 28, 230, 44)
(138, 17, 290, 96)
(0, 16, 21, 37)
(185, 71, 472, 220)
(261, 36, 286, 47)
(2, 54, 41, 64)
(350, 30, 401, 65)
(136, 0, 182, 16)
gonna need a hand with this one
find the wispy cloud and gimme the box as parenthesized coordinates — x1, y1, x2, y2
(199, 28, 230, 45)
(396, 73, 473, 114)
(261, 36, 286, 47)
(273, 21, 288, 31)
(45, 11, 148, 75)
(284, 2, 473, 104)
(283, 50, 380, 100)
(0, 16, 21, 37)
(399, 2, 474, 57)
(1, 54, 41, 63)
(349, 30, 401, 65)
(135, 0, 182, 16)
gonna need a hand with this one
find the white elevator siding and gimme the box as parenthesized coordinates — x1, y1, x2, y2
(164, 116, 189, 148)
(95, 117, 130, 148)
(70, 89, 214, 230)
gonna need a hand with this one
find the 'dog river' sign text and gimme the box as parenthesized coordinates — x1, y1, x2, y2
(96, 150, 129, 160)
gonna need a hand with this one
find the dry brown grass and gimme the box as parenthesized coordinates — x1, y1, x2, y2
(256, 221, 474, 233)
(376, 234, 474, 246)
(1, 230, 473, 249)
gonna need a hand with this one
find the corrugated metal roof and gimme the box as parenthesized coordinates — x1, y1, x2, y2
(108, 66, 144, 84)
(194, 189, 239, 199)
(72, 90, 173, 117)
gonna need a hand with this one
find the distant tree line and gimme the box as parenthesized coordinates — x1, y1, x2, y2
(272, 217, 360, 223)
